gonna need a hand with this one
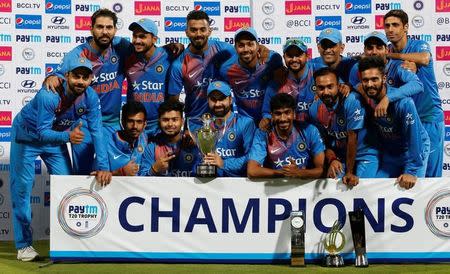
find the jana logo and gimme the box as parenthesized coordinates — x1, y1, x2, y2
(345, 0, 371, 14)
(45, 0, 71, 14)
(425, 189, 450, 238)
(58, 188, 108, 238)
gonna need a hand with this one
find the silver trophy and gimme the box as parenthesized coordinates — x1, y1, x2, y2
(349, 209, 369, 267)
(290, 210, 306, 267)
(323, 220, 345, 267)
(187, 113, 224, 177)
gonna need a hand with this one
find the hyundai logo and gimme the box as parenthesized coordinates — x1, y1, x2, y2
(21, 80, 36, 88)
(51, 16, 66, 25)
(351, 16, 366, 25)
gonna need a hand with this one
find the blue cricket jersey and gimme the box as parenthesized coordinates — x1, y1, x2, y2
(168, 40, 235, 118)
(107, 130, 148, 172)
(249, 125, 325, 169)
(311, 55, 358, 83)
(15, 84, 109, 170)
(219, 51, 283, 123)
(308, 92, 378, 162)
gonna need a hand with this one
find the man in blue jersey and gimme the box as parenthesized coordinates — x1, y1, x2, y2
(200, 81, 256, 176)
(309, 67, 378, 186)
(359, 56, 429, 189)
(247, 93, 325, 178)
(384, 9, 443, 177)
(262, 39, 315, 127)
(126, 19, 171, 139)
(10, 58, 111, 261)
(219, 27, 283, 126)
(349, 31, 423, 118)
(108, 101, 147, 176)
(139, 101, 201, 176)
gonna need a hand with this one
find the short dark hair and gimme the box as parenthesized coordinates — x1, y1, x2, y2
(313, 67, 339, 83)
(186, 10, 210, 24)
(122, 101, 147, 122)
(158, 100, 185, 118)
(358, 56, 385, 75)
(91, 8, 118, 28)
(270, 93, 296, 112)
(384, 9, 408, 26)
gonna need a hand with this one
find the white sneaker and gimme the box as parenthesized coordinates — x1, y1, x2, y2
(17, 246, 39, 262)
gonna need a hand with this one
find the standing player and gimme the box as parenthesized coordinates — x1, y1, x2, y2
(384, 9, 443, 177)
(309, 68, 378, 185)
(219, 27, 283, 125)
(262, 39, 315, 127)
(202, 81, 256, 176)
(107, 101, 148, 176)
(10, 58, 111, 261)
(139, 101, 201, 177)
(359, 56, 429, 188)
(126, 19, 171, 139)
(247, 93, 325, 179)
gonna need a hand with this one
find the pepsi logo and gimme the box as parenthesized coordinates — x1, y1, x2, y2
(194, 4, 202, 11)
(316, 19, 323, 26)
(16, 17, 24, 25)
(46, 66, 54, 73)
(165, 20, 173, 27)
(46, 2, 54, 9)
(346, 3, 353, 10)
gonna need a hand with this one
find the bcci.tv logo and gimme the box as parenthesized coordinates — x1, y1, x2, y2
(15, 14, 42, 29)
(164, 17, 186, 31)
(45, 0, 71, 14)
(345, 0, 371, 14)
(194, 1, 220, 16)
(58, 188, 108, 238)
(315, 16, 342, 30)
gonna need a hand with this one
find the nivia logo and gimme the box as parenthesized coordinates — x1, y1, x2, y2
(45, 0, 71, 14)
(15, 14, 42, 29)
(51, 16, 66, 24)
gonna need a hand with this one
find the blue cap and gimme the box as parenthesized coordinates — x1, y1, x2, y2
(67, 57, 93, 73)
(129, 18, 158, 36)
(234, 26, 258, 41)
(364, 31, 389, 46)
(318, 28, 342, 44)
(207, 81, 231, 97)
(283, 39, 308, 53)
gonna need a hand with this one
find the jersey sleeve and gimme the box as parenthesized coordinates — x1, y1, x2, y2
(167, 58, 183, 96)
(348, 63, 360, 89)
(262, 83, 278, 119)
(36, 90, 70, 143)
(248, 129, 268, 165)
(386, 67, 424, 102)
(345, 94, 365, 131)
(138, 142, 156, 176)
(107, 134, 130, 172)
(306, 124, 325, 157)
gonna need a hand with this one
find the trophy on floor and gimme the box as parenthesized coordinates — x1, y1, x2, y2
(323, 220, 345, 267)
(349, 209, 368, 267)
(290, 210, 306, 267)
(187, 113, 221, 177)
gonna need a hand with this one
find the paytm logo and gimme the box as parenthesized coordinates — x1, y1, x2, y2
(315, 16, 341, 30)
(15, 14, 42, 29)
(0, 127, 11, 141)
(45, 63, 59, 76)
(164, 17, 186, 31)
(194, 1, 220, 16)
(45, 0, 71, 14)
(345, 0, 371, 14)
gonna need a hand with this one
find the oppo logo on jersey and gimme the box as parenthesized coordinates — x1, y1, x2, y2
(216, 147, 236, 157)
(236, 88, 263, 98)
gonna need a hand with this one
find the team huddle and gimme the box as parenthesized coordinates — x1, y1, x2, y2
(9, 8, 444, 261)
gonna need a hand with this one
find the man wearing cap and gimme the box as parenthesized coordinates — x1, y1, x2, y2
(247, 93, 325, 179)
(10, 58, 111, 261)
(125, 18, 171, 139)
(107, 101, 148, 176)
(202, 81, 256, 176)
(262, 39, 315, 127)
(308, 67, 379, 185)
(349, 31, 423, 119)
(384, 9, 443, 177)
(219, 27, 283, 125)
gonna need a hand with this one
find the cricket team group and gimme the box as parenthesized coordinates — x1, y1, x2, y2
(9, 8, 444, 261)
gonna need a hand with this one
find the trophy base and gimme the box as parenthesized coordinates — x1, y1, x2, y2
(355, 253, 369, 267)
(324, 254, 344, 267)
(197, 164, 216, 177)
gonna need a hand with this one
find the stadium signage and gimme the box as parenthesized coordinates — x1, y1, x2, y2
(134, 1, 161, 15)
(345, 0, 371, 14)
(0, 0, 12, 12)
(194, 2, 221, 16)
(224, 17, 251, 31)
(285, 1, 312, 15)
(436, 0, 450, 12)
(45, 0, 71, 14)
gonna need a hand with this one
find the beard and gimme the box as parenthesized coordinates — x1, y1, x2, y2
(93, 35, 112, 50)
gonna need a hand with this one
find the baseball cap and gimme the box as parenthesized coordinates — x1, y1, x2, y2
(67, 57, 93, 73)
(207, 81, 231, 97)
(234, 26, 258, 42)
(364, 31, 389, 46)
(318, 28, 342, 44)
(283, 39, 308, 53)
(129, 18, 158, 36)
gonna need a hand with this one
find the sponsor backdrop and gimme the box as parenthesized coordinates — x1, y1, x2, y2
(0, 0, 449, 242)
(50, 176, 450, 263)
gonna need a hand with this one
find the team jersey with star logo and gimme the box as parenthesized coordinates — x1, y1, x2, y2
(308, 92, 378, 161)
(263, 62, 316, 124)
(53, 36, 133, 127)
(107, 130, 148, 172)
(311, 55, 358, 83)
(249, 125, 324, 170)
(168, 40, 235, 118)
(219, 51, 283, 123)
